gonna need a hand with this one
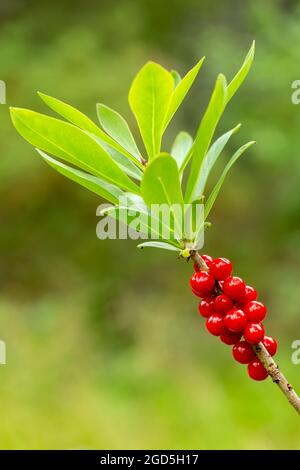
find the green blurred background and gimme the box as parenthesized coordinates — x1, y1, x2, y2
(0, 0, 300, 449)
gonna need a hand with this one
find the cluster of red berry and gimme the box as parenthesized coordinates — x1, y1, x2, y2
(190, 255, 277, 381)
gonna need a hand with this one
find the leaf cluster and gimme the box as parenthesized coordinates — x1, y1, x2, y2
(10, 42, 255, 252)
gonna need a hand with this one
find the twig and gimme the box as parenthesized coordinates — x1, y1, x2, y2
(253, 342, 300, 414)
(190, 251, 209, 271)
(190, 250, 300, 415)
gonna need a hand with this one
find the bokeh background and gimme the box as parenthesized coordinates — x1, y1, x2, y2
(0, 0, 300, 449)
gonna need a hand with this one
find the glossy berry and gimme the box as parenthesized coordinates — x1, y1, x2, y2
(224, 308, 248, 332)
(189, 256, 274, 383)
(191, 287, 202, 298)
(232, 341, 255, 364)
(206, 314, 226, 336)
(248, 359, 268, 381)
(244, 322, 265, 344)
(262, 336, 277, 356)
(198, 299, 214, 318)
(244, 301, 267, 322)
(210, 257, 232, 281)
(201, 254, 213, 267)
(223, 276, 246, 301)
(213, 294, 233, 315)
(241, 285, 257, 305)
(220, 331, 242, 345)
(190, 271, 215, 297)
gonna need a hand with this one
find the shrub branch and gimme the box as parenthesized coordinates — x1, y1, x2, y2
(190, 251, 300, 415)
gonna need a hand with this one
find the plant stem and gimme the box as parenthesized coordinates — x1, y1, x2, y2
(253, 342, 300, 414)
(190, 251, 208, 271)
(190, 250, 300, 416)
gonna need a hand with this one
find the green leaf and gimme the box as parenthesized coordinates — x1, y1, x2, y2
(141, 152, 184, 239)
(38, 92, 144, 169)
(192, 219, 212, 250)
(101, 203, 176, 242)
(171, 131, 193, 171)
(171, 70, 181, 87)
(184, 74, 227, 203)
(141, 153, 184, 207)
(163, 57, 205, 130)
(101, 205, 150, 238)
(204, 141, 255, 219)
(96, 103, 141, 160)
(10, 107, 140, 194)
(226, 41, 255, 104)
(102, 201, 176, 242)
(182, 199, 205, 250)
(37, 150, 123, 204)
(38, 91, 102, 135)
(129, 61, 174, 160)
(137, 241, 181, 251)
(91, 137, 143, 181)
(196, 123, 241, 196)
(122, 193, 149, 212)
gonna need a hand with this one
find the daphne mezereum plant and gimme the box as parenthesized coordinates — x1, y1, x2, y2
(9, 41, 300, 414)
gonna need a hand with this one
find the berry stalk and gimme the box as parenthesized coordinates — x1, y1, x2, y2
(190, 251, 300, 416)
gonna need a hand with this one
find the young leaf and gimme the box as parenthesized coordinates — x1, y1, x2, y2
(226, 41, 255, 104)
(129, 61, 174, 160)
(183, 199, 205, 250)
(163, 57, 205, 130)
(101, 205, 150, 239)
(101, 203, 176, 242)
(137, 241, 181, 251)
(10, 108, 140, 194)
(141, 153, 184, 239)
(196, 123, 241, 196)
(121, 193, 149, 212)
(192, 220, 212, 251)
(184, 74, 227, 203)
(141, 153, 184, 207)
(171, 131, 193, 171)
(96, 103, 141, 160)
(38, 92, 144, 169)
(91, 137, 143, 181)
(171, 70, 182, 87)
(37, 150, 123, 204)
(102, 198, 176, 242)
(204, 141, 255, 219)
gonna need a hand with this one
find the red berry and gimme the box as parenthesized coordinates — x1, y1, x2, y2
(232, 341, 255, 364)
(220, 331, 242, 345)
(190, 271, 215, 297)
(223, 276, 246, 301)
(191, 287, 202, 298)
(244, 322, 265, 344)
(206, 314, 226, 336)
(213, 294, 233, 315)
(244, 301, 267, 322)
(198, 299, 214, 318)
(224, 308, 248, 332)
(248, 359, 268, 381)
(210, 257, 232, 281)
(262, 336, 277, 356)
(193, 262, 200, 272)
(201, 254, 213, 268)
(240, 285, 257, 305)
